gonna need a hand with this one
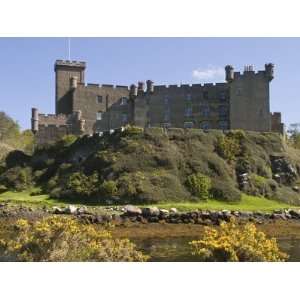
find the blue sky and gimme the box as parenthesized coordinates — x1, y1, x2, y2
(0, 37, 299, 129)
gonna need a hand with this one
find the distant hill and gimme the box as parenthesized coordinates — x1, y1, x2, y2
(1, 127, 300, 205)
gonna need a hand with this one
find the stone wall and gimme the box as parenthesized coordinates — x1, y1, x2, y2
(134, 83, 230, 130)
(229, 68, 272, 132)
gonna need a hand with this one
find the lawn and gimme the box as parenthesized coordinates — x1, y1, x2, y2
(144, 194, 299, 212)
(0, 191, 298, 212)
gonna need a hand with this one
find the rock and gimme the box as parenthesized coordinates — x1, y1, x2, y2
(53, 206, 63, 214)
(64, 205, 77, 214)
(289, 210, 300, 219)
(142, 207, 160, 217)
(149, 216, 159, 223)
(170, 208, 178, 214)
(124, 205, 142, 216)
(77, 206, 87, 214)
(159, 209, 169, 215)
(293, 186, 299, 192)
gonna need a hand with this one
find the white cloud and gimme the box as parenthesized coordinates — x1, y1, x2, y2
(192, 66, 224, 82)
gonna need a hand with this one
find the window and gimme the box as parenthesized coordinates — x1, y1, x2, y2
(201, 105, 210, 118)
(219, 91, 226, 101)
(203, 91, 209, 99)
(122, 113, 128, 123)
(96, 111, 102, 120)
(200, 121, 210, 130)
(186, 93, 192, 101)
(184, 121, 193, 128)
(164, 96, 169, 105)
(97, 95, 103, 104)
(219, 120, 228, 130)
(120, 97, 128, 105)
(185, 106, 192, 117)
(162, 123, 171, 128)
(164, 108, 170, 121)
(219, 105, 228, 118)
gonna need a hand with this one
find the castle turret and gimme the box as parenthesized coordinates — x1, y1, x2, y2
(138, 81, 145, 95)
(265, 63, 274, 81)
(129, 84, 138, 98)
(225, 65, 234, 82)
(31, 108, 39, 133)
(146, 80, 154, 94)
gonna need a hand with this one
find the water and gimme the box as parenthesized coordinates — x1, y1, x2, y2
(134, 237, 300, 262)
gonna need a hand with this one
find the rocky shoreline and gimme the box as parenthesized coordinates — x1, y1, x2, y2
(1, 203, 300, 226)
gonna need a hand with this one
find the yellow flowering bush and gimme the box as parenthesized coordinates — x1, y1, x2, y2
(190, 218, 288, 262)
(0, 216, 148, 262)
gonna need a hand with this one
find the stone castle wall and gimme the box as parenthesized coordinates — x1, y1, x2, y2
(31, 60, 284, 144)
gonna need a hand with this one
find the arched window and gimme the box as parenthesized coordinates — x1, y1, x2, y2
(200, 121, 210, 130)
(201, 105, 210, 117)
(219, 105, 228, 118)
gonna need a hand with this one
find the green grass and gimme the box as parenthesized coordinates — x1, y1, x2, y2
(144, 194, 299, 212)
(0, 191, 298, 212)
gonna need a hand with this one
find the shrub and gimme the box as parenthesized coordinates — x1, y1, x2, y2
(5, 150, 31, 169)
(63, 172, 99, 198)
(100, 180, 118, 197)
(0, 216, 148, 262)
(186, 173, 211, 200)
(124, 125, 144, 135)
(0, 166, 32, 191)
(190, 218, 288, 262)
(211, 179, 241, 202)
(215, 131, 245, 162)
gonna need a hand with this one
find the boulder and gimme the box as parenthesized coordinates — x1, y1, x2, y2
(77, 206, 87, 215)
(64, 205, 77, 214)
(142, 206, 160, 217)
(124, 205, 142, 216)
(53, 206, 63, 214)
(170, 208, 178, 214)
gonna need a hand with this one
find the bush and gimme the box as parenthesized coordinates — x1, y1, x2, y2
(100, 180, 118, 197)
(190, 218, 288, 262)
(63, 172, 99, 198)
(186, 173, 211, 200)
(0, 216, 148, 262)
(215, 131, 245, 162)
(211, 179, 241, 202)
(0, 166, 32, 191)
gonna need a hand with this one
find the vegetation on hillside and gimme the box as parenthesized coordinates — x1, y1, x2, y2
(190, 218, 288, 262)
(0, 121, 300, 205)
(0, 111, 34, 161)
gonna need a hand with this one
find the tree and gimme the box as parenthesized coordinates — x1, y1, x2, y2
(0, 111, 20, 143)
(287, 123, 300, 149)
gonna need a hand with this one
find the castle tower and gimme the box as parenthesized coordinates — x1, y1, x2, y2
(227, 64, 274, 132)
(55, 60, 86, 115)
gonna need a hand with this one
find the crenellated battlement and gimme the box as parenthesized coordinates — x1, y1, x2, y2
(55, 60, 86, 69)
(77, 82, 130, 90)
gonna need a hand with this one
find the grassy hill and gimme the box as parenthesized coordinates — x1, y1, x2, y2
(1, 126, 300, 206)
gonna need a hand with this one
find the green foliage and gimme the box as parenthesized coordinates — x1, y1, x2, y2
(0, 216, 148, 262)
(288, 123, 300, 149)
(57, 134, 78, 147)
(64, 172, 99, 198)
(186, 173, 211, 200)
(211, 179, 241, 202)
(190, 218, 288, 262)
(0, 111, 20, 144)
(100, 180, 118, 197)
(0, 166, 33, 191)
(216, 130, 245, 162)
(124, 125, 144, 135)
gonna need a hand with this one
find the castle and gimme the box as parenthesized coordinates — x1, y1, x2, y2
(31, 60, 284, 144)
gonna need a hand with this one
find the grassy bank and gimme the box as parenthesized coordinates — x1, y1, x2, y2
(0, 191, 298, 212)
